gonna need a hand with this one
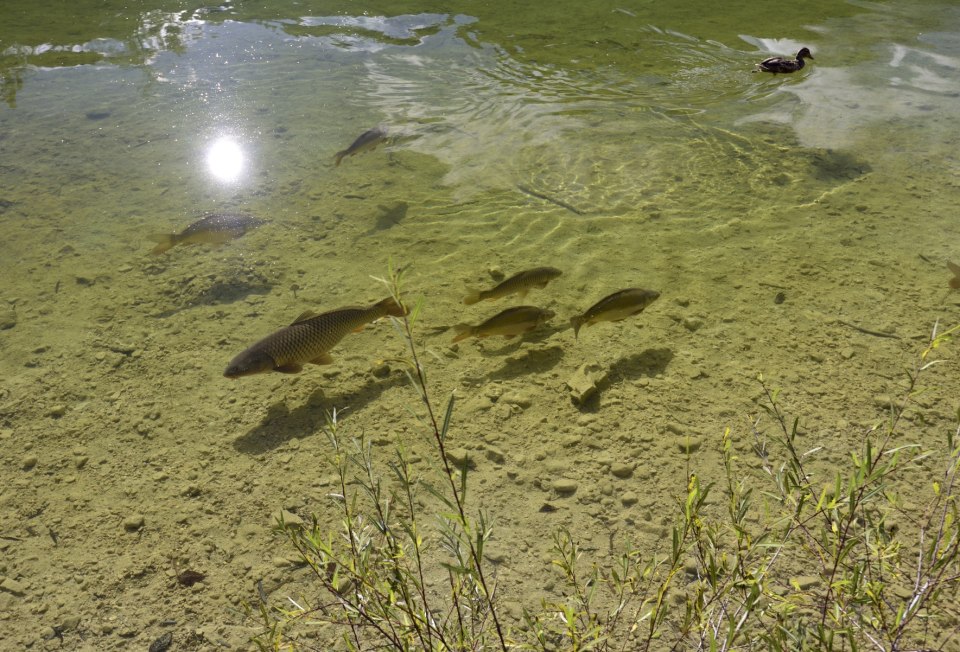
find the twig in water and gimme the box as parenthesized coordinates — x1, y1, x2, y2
(835, 319, 901, 339)
(516, 184, 584, 215)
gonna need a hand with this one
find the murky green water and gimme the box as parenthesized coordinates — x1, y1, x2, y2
(2, 0, 959, 648)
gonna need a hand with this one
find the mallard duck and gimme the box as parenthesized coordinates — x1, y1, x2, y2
(753, 47, 814, 74)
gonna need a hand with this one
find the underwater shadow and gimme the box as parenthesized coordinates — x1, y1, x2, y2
(573, 348, 674, 413)
(609, 347, 674, 381)
(146, 265, 274, 318)
(808, 149, 872, 181)
(487, 344, 565, 381)
(232, 372, 407, 455)
(363, 201, 408, 236)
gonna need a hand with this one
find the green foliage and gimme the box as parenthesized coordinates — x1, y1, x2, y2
(249, 271, 960, 651)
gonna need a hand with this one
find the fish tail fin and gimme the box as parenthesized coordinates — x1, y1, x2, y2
(462, 287, 482, 305)
(570, 316, 583, 340)
(147, 234, 176, 255)
(450, 324, 473, 343)
(375, 297, 408, 318)
(334, 150, 346, 166)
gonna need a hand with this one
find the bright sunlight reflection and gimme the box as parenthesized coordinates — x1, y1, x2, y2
(206, 137, 244, 182)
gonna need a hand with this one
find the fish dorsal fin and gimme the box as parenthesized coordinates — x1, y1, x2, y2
(291, 310, 318, 325)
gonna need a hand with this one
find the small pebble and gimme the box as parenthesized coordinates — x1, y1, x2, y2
(0, 577, 26, 596)
(873, 394, 894, 409)
(0, 308, 16, 330)
(21, 456, 38, 471)
(682, 317, 703, 332)
(621, 492, 639, 507)
(122, 514, 145, 532)
(484, 446, 505, 464)
(552, 478, 578, 495)
(278, 510, 304, 528)
(611, 462, 634, 479)
(664, 422, 684, 436)
(501, 391, 533, 408)
(148, 631, 174, 652)
(792, 575, 819, 590)
(677, 439, 702, 454)
(60, 615, 81, 631)
(445, 447, 476, 470)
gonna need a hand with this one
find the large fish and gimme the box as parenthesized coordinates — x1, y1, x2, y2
(451, 306, 555, 343)
(570, 288, 660, 339)
(148, 213, 265, 255)
(334, 126, 388, 166)
(463, 267, 562, 305)
(224, 297, 407, 378)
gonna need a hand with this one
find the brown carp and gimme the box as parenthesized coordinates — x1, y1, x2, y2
(463, 267, 562, 305)
(224, 297, 407, 378)
(148, 213, 265, 255)
(451, 306, 555, 343)
(570, 288, 660, 339)
(334, 126, 388, 166)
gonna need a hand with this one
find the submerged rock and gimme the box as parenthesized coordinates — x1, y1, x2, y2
(445, 447, 476, 470)
(0, 577, 26, 596)
(0, 307, 16, 330)
(552, 478, 578, 495)
(566, 363, 607, 405)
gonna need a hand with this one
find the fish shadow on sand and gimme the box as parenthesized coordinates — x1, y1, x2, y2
(362, 202, 408, 236)
(185, 274, 273, 308)
(608, 347, 674, 381)
(574, 348, 674, 412)
(232, 373, 407, 454)
(807, 149, 872, 181)
(487, 345, 565, 381)
(148, 268, 273, 317)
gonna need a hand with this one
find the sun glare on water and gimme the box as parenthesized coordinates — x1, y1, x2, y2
(206, 137, 244, 182)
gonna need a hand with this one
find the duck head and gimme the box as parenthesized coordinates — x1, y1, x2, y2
(796, 47, 814, 61)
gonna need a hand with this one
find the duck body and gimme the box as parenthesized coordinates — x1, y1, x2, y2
(754, 47, 813, 74)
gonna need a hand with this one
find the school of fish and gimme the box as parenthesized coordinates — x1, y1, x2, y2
(150, 125, 959, 382)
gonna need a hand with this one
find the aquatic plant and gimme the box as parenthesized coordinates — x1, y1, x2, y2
(249, 267, 960, 651)
(250, 264, 507, 651)
(525, 321, 960, 651)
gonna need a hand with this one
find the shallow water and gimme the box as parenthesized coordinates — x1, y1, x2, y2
(2, 0, 960, 648)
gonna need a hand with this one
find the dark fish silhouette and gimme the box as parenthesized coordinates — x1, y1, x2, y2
(224, 297, 407, 378)
(570, 288, 660, 339)
(147, 213, 265, 254)
(451, 306, 555, 343)
(463, 267, 562, 305)
(334, 126, 388, 166)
